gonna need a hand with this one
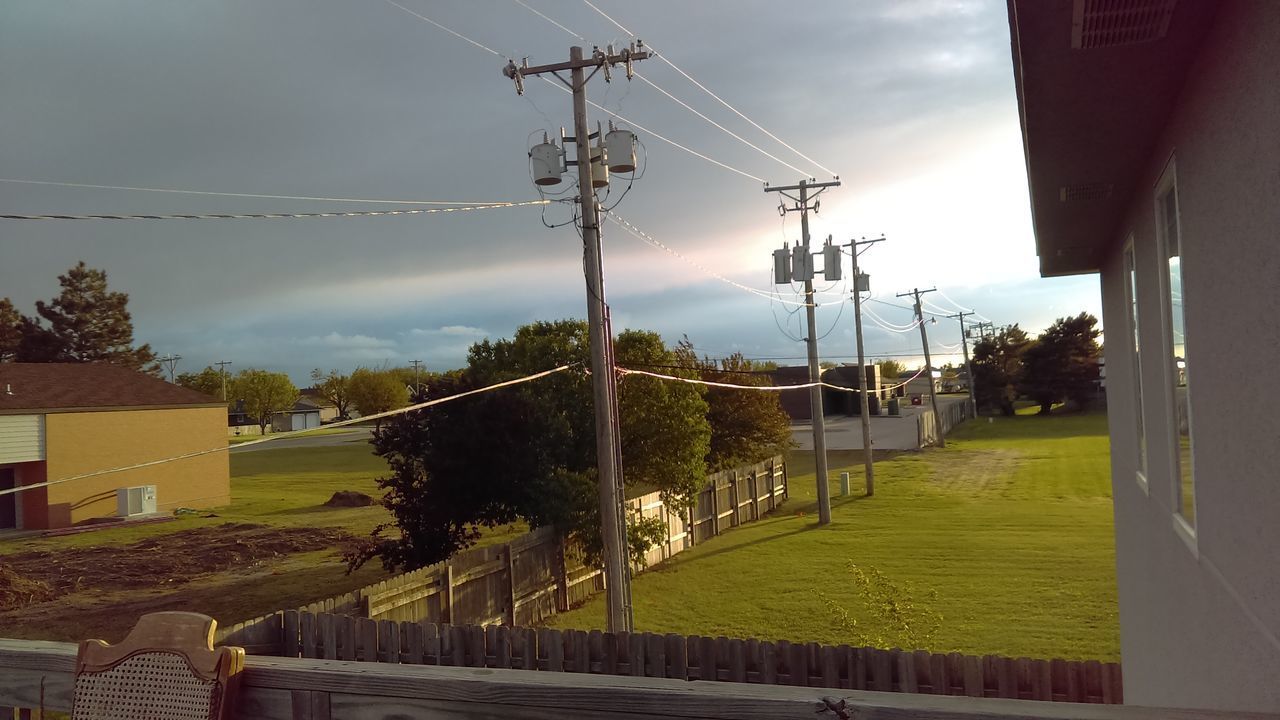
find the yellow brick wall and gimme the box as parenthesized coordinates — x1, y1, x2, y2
(44, 407, 230, 527)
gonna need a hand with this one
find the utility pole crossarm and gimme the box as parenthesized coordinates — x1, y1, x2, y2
(764, 179, 842, 193)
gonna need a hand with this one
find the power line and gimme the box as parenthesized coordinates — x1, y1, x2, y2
(635, 73, 811, 176)
(866, 297, 916, 312)
(509, 2, 812, 177)
(513, 0, 585, 40)
(606, 211, 829, 307)
(0, 178, 516, 206)
(379, 0, 768, 183)
(0, 363, 576, 500)
(383, 0, 503, 56)
(582, 0, 835, 177)
(541, 78, 766, 182)
(1, 200, 551, 221)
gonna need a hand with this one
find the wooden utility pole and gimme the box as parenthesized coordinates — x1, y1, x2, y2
(215, 360, 232, 401)
(766, 178, 840, 525)
(503, 43, 648, 633)
(159, 354, 182, 383)
(898, 287, 946, 448)
(409, 359, 424, 394)
(947, 311, 978, 417)
(846, 237, 884, 495)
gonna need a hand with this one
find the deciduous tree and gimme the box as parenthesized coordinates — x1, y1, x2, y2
(971, 325, 1030, 416)
(675, 339, 792, 472)
(309, 368, 353, 417)
(347, 368, 409, 426)
(176, 366, 228, 401)
(876, 359, 906, 381)
(349, 320, 708, 573)
(230, 369, 298, 435)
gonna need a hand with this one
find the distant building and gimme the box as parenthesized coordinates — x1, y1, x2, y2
(0, 363, 230, 530)
(1009, 1, 1280, 710)
(768, 366, 813, 421)
(272, 398, 324, 432)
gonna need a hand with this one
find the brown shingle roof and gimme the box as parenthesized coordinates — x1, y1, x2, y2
(0, 363, 223, 413)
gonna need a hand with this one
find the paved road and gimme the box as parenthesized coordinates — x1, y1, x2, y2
(790, 395, 969, 451)
(229, 428, 373, 453)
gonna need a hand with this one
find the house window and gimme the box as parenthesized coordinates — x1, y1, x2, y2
(1123, 240, 1147, 483)
(1156, 168, 1194, 527)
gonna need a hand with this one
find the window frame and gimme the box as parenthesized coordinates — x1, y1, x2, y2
(1122, 236, 1149, 493)
(1154, 157, 1197, 543)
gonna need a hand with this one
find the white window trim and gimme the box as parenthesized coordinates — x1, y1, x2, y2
(1123, 236, 1149, 496)
(1154, 156, 1197, 544)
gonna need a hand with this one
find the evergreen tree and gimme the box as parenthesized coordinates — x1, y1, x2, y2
(17, 262, 157, 373)
(1018, 313, 1102, 414)
(0, 299, 20, 362)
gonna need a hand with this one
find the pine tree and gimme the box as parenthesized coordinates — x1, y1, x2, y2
(0, 298, 20, 362)
(19, 262, 157, 373)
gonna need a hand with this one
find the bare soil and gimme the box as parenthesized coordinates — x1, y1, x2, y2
(1, 523, 356, 597)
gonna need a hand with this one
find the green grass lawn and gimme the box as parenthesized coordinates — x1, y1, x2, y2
(547, 412, 1118, 662)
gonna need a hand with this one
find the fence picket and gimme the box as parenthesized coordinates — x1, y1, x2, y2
(666, 634, 688, 680)
(300, 612, 316, 659)
(761, 641, 778, 685)
(358, 618, 377, 663)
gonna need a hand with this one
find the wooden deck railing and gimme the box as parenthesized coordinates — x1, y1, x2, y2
(2, 638, 1275, 720)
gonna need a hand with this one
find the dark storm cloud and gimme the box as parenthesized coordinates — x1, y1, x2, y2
(0, 1, 1090, 382)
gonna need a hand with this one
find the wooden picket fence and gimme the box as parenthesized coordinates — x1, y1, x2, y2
(218, 458, 787, 644)
(223, 610, 1122, 704)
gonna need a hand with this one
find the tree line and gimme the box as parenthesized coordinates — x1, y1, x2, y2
(971, 313, 1102, 415)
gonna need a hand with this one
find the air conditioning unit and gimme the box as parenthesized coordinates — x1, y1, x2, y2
(117, 485, 158, 517)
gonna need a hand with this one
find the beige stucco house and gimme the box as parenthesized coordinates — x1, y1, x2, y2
(0, 363, 230, 530)
(1009, 0, 1279, 712)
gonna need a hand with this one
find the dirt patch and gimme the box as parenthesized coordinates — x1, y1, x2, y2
(1, 523, 357, 596)
(0, 564, 56, 611)
(325, 490, 374, 508)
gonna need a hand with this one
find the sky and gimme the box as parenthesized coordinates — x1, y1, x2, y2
(0, 0, 1101, 384)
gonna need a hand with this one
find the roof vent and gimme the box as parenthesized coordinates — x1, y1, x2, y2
(1060, 183, 1114, 201)
(1071, 0, 1177, 49)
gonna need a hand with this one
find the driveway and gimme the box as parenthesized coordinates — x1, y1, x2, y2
(791, 395, 969, 451)
(230, 428, 373, 453)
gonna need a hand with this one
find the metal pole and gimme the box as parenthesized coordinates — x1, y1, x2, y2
(571, 45, 630, 633)
(850, 252, 874, 496)
(799, 181, 832, 526)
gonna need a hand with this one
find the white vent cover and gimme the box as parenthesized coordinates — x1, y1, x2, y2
(1071, 0, 1177, 49)
(1060, 183, 1114, 201)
